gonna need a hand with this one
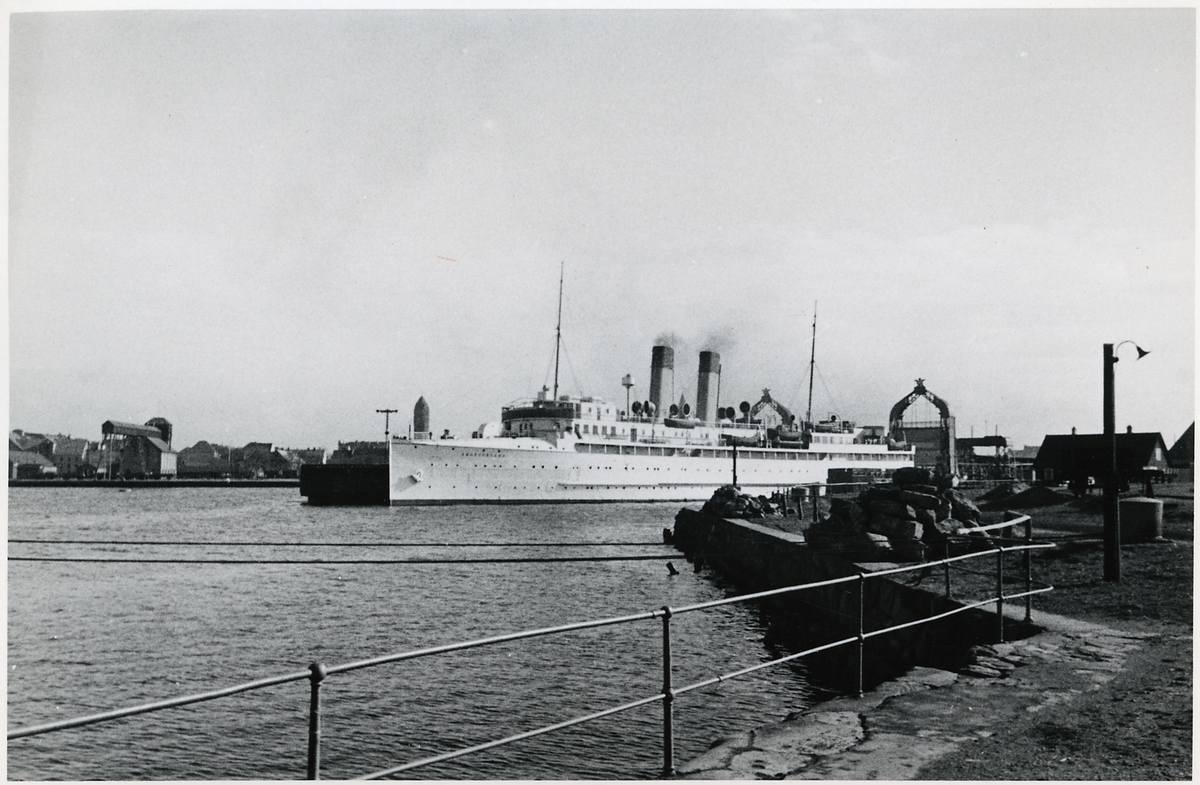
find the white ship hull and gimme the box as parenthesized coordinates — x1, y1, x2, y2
(388, 436, 914, 505)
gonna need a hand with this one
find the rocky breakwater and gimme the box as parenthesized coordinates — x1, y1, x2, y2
(699, 485, 787, 520)
(673, 477, 1008, 691)
(804, 467, 989, 562)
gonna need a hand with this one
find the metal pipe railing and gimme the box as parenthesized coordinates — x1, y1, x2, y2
(307, 663, 326, 780)
(357, 693, 668, 779)
(324, 608, 663, 677)
(661, 606, 675, 777)
(10, 538, 1054, 780)
(6, 668, 314, 740)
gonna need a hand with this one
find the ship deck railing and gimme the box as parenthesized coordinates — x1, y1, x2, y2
(9, 517, 1051, 780)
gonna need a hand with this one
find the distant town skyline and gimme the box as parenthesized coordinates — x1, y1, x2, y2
(9, 8, 1194, 452)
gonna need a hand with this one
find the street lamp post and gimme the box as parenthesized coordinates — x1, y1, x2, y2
(1102, 344, 1119, 582)
(1102, 341, 1149, 583)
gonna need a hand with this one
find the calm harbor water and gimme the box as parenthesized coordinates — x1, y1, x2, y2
(8, 488, 825, 780)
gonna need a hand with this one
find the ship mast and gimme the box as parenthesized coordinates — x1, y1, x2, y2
(805, 302, 817, 428)
(552, 262, 564, 401)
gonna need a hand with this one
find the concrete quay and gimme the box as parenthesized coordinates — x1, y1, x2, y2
(675, 609, 1156, 780)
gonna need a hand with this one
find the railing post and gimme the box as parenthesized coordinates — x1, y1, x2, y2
(995, 547, 1005, 644)
(1024, 518, 1033, 624)
(307, 662, 327, 780)
(1002, 509, 1019, 541)
(943, 541, 952, 598)
(856, 573, 865, 698)
(661, 607, 674, 778)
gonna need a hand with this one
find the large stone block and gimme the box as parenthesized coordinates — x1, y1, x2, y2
(945, 489, 981, 523)
(829, 497, 855, 517)
(805, 527, 890, 558)
(867, 499, 918, 521)
(894, 489, 942, 510)
(888, 535, 927, 563)
(892, 466, 934, 487)
(921, 518, 960, 544)
(846, 502, 869, 530)
(868, 513, 919, 539)
(858, 486, 901, 504)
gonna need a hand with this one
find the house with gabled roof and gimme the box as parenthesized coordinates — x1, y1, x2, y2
(9, 449, 56, 479)
(1168, 423, 1194, 470)
(239, 442, 294, 478)
(177, 441, 233, 478)
(48, 435, 93, 478)
(10, 430, 54, 459)
(1033, 428, 1171, 489)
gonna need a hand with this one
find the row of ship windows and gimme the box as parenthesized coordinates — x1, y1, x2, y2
(435, 463, 892, 472)
(573, 445, 910, 461)
(426, 486, 681, 491)
(514, 422, 623, 434)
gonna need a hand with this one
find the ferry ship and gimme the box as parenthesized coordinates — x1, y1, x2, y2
(388, 344, 915, 505)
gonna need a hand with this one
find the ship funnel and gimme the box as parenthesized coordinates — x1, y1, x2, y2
(695, 351, 720, 423)
(648, 346, 674, 420)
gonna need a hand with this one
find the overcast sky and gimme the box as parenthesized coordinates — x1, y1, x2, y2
(8, 7, 1195, 452)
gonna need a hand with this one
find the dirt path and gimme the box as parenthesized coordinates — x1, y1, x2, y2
(675, 608, 1174, 781)
(916, 628, 1191, 780)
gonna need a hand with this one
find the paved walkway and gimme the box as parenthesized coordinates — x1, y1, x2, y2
(675, 610, 1157, 780)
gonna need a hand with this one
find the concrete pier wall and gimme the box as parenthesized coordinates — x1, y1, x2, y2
(672, 508, 1009, 687)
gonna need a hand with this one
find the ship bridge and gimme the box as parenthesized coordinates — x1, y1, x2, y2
(501, 391, 629, 440)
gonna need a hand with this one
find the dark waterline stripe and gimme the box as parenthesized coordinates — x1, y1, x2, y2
(8, 554, 680, 564)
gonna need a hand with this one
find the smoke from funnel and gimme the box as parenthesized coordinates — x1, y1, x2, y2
(654, 331, 682, 349)
(700, 327, 737, 355)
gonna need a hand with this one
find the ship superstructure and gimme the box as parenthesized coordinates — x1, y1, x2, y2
(388, 346, 914, 505)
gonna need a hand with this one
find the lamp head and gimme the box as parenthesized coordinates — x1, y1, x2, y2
(1112, 341, 1150, 363)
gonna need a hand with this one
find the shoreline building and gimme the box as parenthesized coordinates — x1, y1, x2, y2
(1033, 428, 1171, 491)
(100, 419, 177, 479)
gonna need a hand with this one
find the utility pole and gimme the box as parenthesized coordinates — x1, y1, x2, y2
(376, 409, 398, 441)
